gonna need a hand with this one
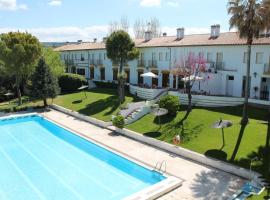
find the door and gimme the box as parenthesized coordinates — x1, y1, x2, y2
(100, 68, 105, 80)
(125, 70, 130, 83)
(162, 73, 169, 88)
(138, 71, 144, 85)
(90, 67, 94, 79)
(226, 76, 234, 96)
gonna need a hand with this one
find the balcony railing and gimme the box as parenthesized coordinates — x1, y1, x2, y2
(264, 64, 270, 75)
(147, 60, 157, 68)
(64, 59, 74, 66)
(96, 59, 103, 65)
(90, 59, 95, 65)
(137, 59, 145, 67)
(215, 62, 225, 70)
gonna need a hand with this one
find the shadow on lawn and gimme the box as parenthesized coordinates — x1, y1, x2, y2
(154, 115, 203, 143)
(77, 95, 120, 117)
(202, 105, 268, 121)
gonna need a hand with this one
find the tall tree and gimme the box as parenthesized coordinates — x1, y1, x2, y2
(228, 0, 269, 125)
(31, 58, 60, 107)
(0, 32, 41, 105)
(133, 17, 161, 39)
(108, 16, 129, 34)
(42, 47, 65, 77)
(106, 31, 140, 102)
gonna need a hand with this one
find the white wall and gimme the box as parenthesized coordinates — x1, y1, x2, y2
(60, 44, 270, 100)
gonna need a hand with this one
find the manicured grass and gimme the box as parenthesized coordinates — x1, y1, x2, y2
(54, 88, 140, 121)
(126, 106, 270, 199)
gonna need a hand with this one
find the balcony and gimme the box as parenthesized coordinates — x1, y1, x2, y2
(264, 64, 270, 75)
(64, 59, 74, 66)
(147, 60, 157, 68)
(137, 59, 145, 67)
(96, 59, 103, 66)
(215, 62, 225, 70)
(89, 59, 95, 65)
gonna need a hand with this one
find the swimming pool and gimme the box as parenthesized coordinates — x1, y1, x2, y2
(0, 115, 165, 200)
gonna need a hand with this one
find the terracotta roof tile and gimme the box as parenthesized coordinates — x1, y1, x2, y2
(55, 32, 270, 51)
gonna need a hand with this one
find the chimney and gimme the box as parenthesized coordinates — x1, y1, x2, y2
(93, 38, 97, 43)
(163, 32, 167, 37)
(102, 37, 107, 42)
(144, 31, 152, 41)
(210, 24, 220, 38)
(177, 28, 184, 40)
(215, 24, 220, 37)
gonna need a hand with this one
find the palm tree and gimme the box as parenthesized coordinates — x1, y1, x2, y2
(228, 0, 269, 125)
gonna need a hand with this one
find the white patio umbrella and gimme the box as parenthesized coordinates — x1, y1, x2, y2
(181, 75, 203, 82)
(140, 72, 158, 78)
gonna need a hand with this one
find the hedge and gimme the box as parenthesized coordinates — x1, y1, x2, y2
(59, 73, 87, 93)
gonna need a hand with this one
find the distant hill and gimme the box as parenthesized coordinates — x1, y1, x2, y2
(42, 42, 77, 48)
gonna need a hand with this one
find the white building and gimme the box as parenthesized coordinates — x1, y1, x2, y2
(55, 25, 270, 102)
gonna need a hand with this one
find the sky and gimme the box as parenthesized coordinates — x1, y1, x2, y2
(0, 0, 233, 42)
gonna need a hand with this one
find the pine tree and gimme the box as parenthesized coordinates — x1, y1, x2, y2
(31, 58, 60, 107)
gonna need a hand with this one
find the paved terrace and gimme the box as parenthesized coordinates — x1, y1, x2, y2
(45, 110, 245, 200)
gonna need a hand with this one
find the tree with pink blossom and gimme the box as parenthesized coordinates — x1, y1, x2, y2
(171, 52, 207, 115)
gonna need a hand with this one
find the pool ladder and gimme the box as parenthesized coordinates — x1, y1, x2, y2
(154, 160, 167, 174)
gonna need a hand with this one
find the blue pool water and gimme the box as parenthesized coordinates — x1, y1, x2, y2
(0, 115, 165, 200)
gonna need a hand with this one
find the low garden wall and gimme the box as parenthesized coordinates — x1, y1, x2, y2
(169, 91, 244, 107)
(50, 104, 112, 128)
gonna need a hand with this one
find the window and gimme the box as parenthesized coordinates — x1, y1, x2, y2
(256, 52, 263, 64)
(140, 53, 144, 60)
(165, 52, 170, 61)
(243, 52, 248, 63)
(199, 52, 204, 58)
(228, 76, 234, 80)
(81, 54, 84, 61)
(152, 52, 156, 60)
(113, 69, 118, 81)
(77, 68, 85, 76)
(216, 52, 223, 63)
(99, 53, 102, 60)
(100, 68, 105, 80)
(90, 68, 94, 79)
(207, 52, 213, 63)
(104, 53, 106, 60)
(159, 52, 163, 61)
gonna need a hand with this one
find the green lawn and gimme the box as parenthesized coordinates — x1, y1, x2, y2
(54, 88, 140, 121)
(126, 106, 270, 199)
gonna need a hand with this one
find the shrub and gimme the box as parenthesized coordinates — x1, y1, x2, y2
(59, 73, 87, 93)
(94, 81, 129, 91)
(159, 95, 180, 115)
(112, 115, 125, 129)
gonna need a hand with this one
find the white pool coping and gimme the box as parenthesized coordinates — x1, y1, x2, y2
(0, 113, 183, 200)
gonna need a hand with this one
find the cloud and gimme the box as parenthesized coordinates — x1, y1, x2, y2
(139, 0, 181, 7)
(0, 0, 28, 10)
(166, 0, 179, 7)
(48, 0, 62, 6)
(0, 26, 109, 42)
(140, 0, 161, 7)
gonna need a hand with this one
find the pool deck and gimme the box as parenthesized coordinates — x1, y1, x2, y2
(44, 110, 245, 200)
